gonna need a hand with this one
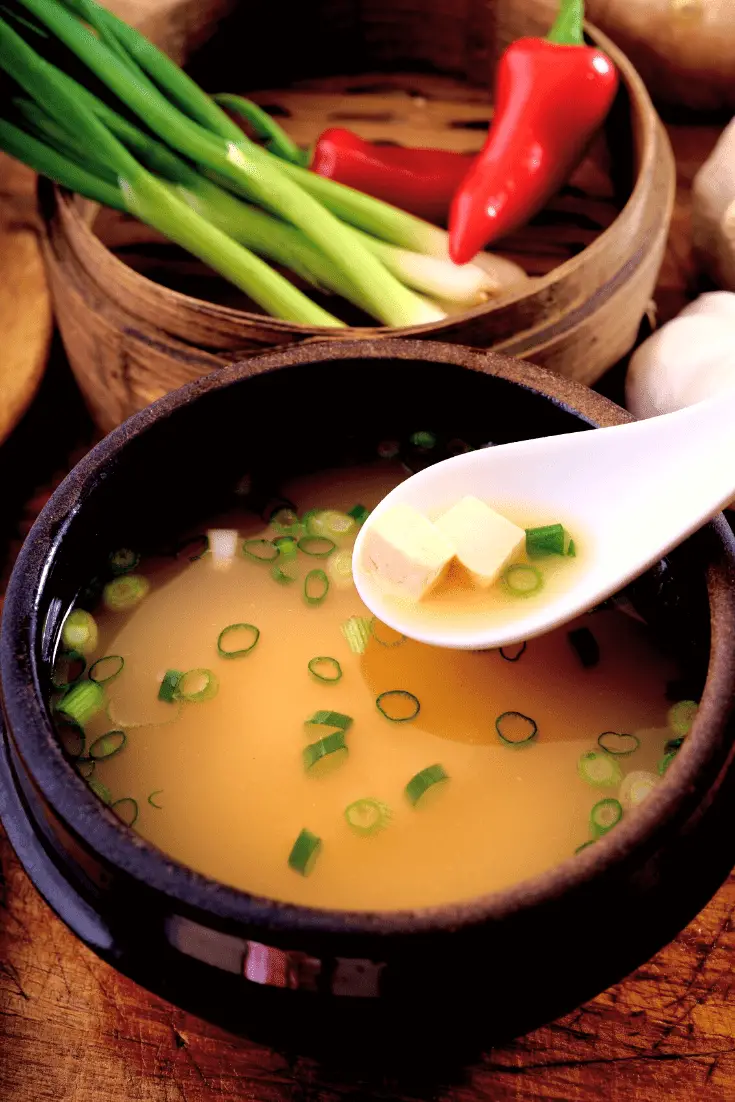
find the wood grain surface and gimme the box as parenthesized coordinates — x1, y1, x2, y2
(0, 121, 733, 1102)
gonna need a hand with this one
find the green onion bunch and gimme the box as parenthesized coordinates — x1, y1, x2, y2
(0, 0, 499, 326)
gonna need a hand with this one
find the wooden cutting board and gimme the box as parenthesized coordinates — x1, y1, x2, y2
(0, 155, 53, 446)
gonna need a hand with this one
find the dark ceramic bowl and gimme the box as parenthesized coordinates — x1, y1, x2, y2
(2, 339, 735, 1055)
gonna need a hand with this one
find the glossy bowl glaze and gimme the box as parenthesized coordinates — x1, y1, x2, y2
(2, 339, 735, 1055)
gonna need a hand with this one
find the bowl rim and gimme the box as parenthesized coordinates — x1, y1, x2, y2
(3, 337, 735, 939)
(41, 20, 669, 347)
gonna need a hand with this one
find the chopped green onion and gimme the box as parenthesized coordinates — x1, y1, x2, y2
(288, 828, 322, 876)
(308, 656, 343, 683)
(344, 798, 391, 836)
(158, 669, 182, 702)
(574, 840, 596, 855)
(298, 536, 336, 558)
(89, 730, 127, 760)
(89, 655, 125, 684)
(341, 616, 372, 654)
(57, 719, 85, 759)
(667, 700, 698, 736)
(619, 770, 658, 809)
(216, 623, 260, 658)
(499, 642, 527, 663)
(377, 440, 400, 459)
(61, 609, 98, 655)
(177, 668, 219, 702)
(148, 790, 164, 809)
(88, 777, 112, 805)
(495, 711, 538, 746)
(108, 548, 140, 575)
(242, 538, 279, 563)
(304, 569, 329, 606)
(502, 564, 543, 597)
(568, 627, 600, 669)
(567, 540, 577, 557)
(328, 549, 354, 590)
(376, 690, 420, 722)
(347, 504, 370, 524)
(269, 506, 302, 536)
(409, 430, 437, 449)
(271, 564, 297, 585)
(597, 731, 641, 756)
(525, 523, 566, 557)
(577, 751, 622, 788)
(111, 797, 139, 826)
(405, 764, 449, 806)
(590, 798, 623, 837)
(273, 535, 298, 557)
(77, 759, 95, 779)
(658, 752, 677, 776)
(664, 735, 685, 755)
(303, 730, 348, 773)
(305, 710, 353, 732)
(51, 649, 86, 690)
(370, 618, 407, 648)
(103, 574, 150, 611)
(58, 680, 105, 726)
(306, 510, 356, 541)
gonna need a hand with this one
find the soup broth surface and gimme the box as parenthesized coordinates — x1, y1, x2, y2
(60, 462, 681, 911)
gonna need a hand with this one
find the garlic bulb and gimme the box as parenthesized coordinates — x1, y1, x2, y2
(692, 118, 735, 292)
(625, 292, 735, 419)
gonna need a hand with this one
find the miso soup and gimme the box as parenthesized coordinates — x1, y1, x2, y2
(51, 461, 694, 911)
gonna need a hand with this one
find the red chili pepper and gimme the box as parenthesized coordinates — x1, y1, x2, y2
(310, 127, 474, 223)
(448, 0, 619, 265)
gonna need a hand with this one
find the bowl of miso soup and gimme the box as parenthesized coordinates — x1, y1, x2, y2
(3, 337, 735, 1046)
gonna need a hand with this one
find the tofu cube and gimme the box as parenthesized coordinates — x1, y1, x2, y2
(362, 504, 455, 600)
(435, 496, 525, 588)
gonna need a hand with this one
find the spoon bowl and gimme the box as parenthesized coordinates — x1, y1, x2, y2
(353, 395, 735, 650)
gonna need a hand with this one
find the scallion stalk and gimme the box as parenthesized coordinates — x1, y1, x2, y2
(344, 799, 391, 836)
(405, 764, 449, 806)
(61, 609, 98, 655)
(58, 680, 105, 725)
(288, 828, 322, 876)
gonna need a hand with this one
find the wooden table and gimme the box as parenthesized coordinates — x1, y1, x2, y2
(1, 123, 734, 1102)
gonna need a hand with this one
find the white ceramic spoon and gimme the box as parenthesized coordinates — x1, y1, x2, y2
(352, 396, 735, 650)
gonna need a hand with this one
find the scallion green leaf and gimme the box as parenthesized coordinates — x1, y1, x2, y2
(216, 623, 260, 658)
(298, 536, 336, 558)
(108, 548, 140, 575)
(61, 608, 98, 655)
(88, 655, 125, 684)
(88, 777, 112, 805)
(288, 828, 322, 876)
(158, 669, 182, 702)
(405, 764, 448, 806)
(409, 430, 436, 449)
(308, 656, 343, 683)
(376, 690, 420, 723)
(347, 504, 370, 524)
(177, 668, 219, 702)
(577, 751, 623, 788)
(525, 523, 567, 557)
(111, 797, 139, 826)
(502, 564, 543, 598)
(495, 711, 538, 746)
(597, 731, 640, 756)
(590, 798, 623, 837)
(89, 730, 127, 760)
(58, 680, 105, 725)
(305, 710, 353, 732)
(344, 798, 391, 836)
(304, 569, 329, 606)
(103, 574, 150, 611)
(667, 700, 698, 736)
(148, 790, 164, 809)
(303, 730, 348, 773)
(242, 538, 279, 563)
(499, 642, 527, 663)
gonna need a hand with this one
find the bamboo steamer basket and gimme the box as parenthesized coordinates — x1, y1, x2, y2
(38, 1, 675, 433)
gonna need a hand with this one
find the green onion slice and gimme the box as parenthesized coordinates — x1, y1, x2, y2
(328, 548, 354, 589)
(567, 540, 577, 557)
(525, 523, 566, 557)
(664, 735, 685, 755)
(61, 609, 98, 655)
(370, 618, 407, 647)
(58, 681, 105, 726)
(305, 710, 353, 732)
(269, 506, 302, 536)
(308, 656, 343, 683)
(108, 548, 140, 575)
(57, 719, 85, 760)
(103, 574, 150, 611)
(667, 700, 698, 736)
(271, 564, 297, 585)
(405, 764, 449, 806)
(342, 616, 372, 654)
(590, 798, 623, 837)
(158, 669, 182, 702)
(575, 840, 596, 855)
(495, 711, 538, 746)
(344, 798, 391, 836)
(347, 504, 370, 524)
(89, 730, 127, 760)
(376, 690, 420, 722)
(502, 564, 543, 597)
(568, 627, 600, 669)
(306, 510, 355, 540)
(242, 538, 279, 563)
(658, 752, 677, 776)
(304, 569, 329, 606)
(88, 777, 112, 805)
(77, 759, 95, 780)
(148, 790, 164, 809)
(89, 655, 125, 684)
(51, 649, 86, 690)
(303, 730, 348, 773)
(288, 829, 322, 876)
(499, 642, 527, 663)
(111, 797, 139, 826)
(273, 535, 298, 557)
(217, 622, 260, 658)
(177, 668, 219, 702)
(619, 771, 659, 809)
(577, 750, 623, 788)
(409, 430, 437, 449)
(298, 536, 336, 558)
(597, 730, 640, 756)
